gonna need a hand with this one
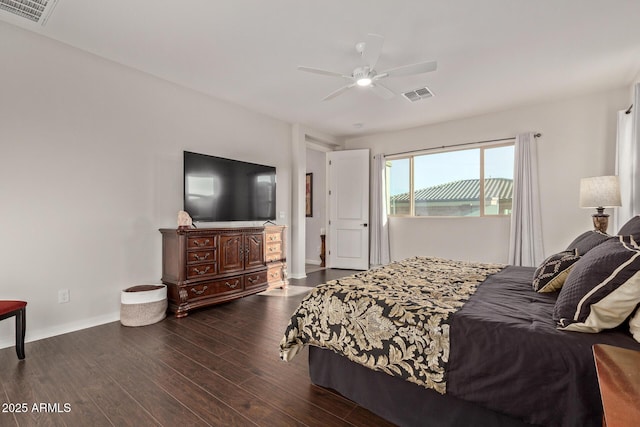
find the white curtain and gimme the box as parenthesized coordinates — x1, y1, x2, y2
(508, 132, 544, 267)
(616, 83, 640, 229)
(615, 108, 634, 231)
(370, 154, 390, 265)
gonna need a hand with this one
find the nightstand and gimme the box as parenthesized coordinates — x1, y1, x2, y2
(592, 344, 640, 427)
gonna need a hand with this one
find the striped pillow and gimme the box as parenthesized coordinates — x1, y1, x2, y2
(554, 236, 640, 333)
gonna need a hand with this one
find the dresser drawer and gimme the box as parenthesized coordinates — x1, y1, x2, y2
(266, 243, 282, 262)
(187, 236, 216, 249)
(266, 232, 282, 243)
(185, 277, 244, 301)
(245, 271, 268, 291)
(266, 253, 282, 263)
(267, 264, 283, 282)
(267, 242, 282, 254)
(186, 249, 215, 264)
(186, 262, 217, 279)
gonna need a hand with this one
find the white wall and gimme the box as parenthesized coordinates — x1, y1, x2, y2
(0, 22, 292, 348)
(346, 88, 629, 263)
(305, 148, 326, 264)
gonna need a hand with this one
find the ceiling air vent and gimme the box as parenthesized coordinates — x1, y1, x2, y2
(0, 0, 55, 24)
(402, 86, 434, 102)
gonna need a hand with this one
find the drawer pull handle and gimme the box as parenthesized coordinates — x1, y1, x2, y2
(248, 276, 259, 283)
(269, 247, 276, 252)
(193, 253, 210, 261)
(193, 239, 210, 247)
(225, 280, 239, 289)
(191, 285, 208, 295)
(193, 266, 211, 275)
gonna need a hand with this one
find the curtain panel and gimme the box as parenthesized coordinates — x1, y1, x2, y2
(508, 132, 544, 267)
(616, 83, 640, 227)
(615, 108, 634, 231)
(370, 154, 390, 265)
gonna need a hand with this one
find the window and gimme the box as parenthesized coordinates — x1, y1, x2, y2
(387, 158, 410, 215)
(387, 143, 514, 217)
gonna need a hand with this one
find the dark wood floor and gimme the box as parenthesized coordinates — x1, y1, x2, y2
(291, 268, 361, 287)
(0, 269, 396, 427)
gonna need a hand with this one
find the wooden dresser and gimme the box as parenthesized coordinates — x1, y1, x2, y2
(160, 225, 286, 317)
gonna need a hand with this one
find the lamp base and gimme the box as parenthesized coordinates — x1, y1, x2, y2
(592, 213, 609, 234)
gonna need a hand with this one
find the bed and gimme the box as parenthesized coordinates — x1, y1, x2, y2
(280, 218, 640, 427)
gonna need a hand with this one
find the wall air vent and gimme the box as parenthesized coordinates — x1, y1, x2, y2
(0, 0, 57, 25)
(402, 86, 434, 102)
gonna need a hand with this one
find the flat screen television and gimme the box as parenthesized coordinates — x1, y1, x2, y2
(183, 151, 276, 222)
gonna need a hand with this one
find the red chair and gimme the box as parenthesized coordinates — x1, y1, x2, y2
(0, 301, 27, 359)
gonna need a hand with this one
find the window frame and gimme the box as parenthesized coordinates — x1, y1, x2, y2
(386, 141, 515, 218)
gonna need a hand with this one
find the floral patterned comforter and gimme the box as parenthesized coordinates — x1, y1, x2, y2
(279, 256, 504, 394)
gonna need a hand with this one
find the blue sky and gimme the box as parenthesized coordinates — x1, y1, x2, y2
(388, 145, 514, 196)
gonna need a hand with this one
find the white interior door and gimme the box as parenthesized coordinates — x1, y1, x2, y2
(328, 149, 370, 270)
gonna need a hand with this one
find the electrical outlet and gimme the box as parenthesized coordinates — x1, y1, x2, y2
(58, 289, 70, 304)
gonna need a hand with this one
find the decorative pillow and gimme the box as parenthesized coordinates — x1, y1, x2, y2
(630, 308, 640, 343)
(554, 236, 640, 333)
(565, 230, 611, 255)
(618, 215, 640, 237)
(532, 250, 580, 293)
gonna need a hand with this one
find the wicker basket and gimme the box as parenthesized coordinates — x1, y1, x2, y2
(120, 284, 167, 327)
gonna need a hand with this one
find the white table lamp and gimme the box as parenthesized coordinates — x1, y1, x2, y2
(579, 175, 621, 233)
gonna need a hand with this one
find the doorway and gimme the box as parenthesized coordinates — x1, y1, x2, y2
(290, 124, 341, 279)
(305, 146, 327, 274)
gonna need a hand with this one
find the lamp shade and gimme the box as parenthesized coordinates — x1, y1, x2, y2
(579, 176, 621, 208)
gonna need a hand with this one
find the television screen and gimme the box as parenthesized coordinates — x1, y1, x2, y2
(183, 151, 276, 222)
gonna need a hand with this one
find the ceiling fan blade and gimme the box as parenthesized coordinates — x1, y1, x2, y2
(322, 83, 356, 101)
(362, 33, 384, 68)
(297, 66, 348, 78)
(380, 60, 438, 78)
(370, 83, 395, 100)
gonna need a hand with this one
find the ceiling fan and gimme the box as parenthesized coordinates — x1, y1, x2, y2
(298, 34, 437, 101)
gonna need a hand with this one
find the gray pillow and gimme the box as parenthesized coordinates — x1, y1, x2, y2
(554, 236, 640, 332)
(565, 230, 611, 255)
(618, 215, 640, 237)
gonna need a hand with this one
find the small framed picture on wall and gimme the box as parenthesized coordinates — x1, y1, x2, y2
(306, 173, 313, 217)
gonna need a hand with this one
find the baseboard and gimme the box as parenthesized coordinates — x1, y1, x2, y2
(0, 311, 121, 350)
(305, 259, 322, 265)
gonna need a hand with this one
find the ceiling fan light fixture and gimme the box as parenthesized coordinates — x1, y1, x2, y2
(356, 77, 372, 87)
(297, 34, 437, 101)
(353, 66, 373, 87)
